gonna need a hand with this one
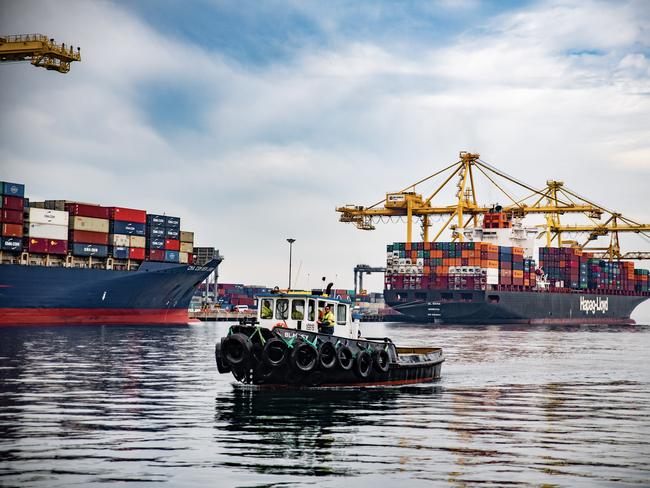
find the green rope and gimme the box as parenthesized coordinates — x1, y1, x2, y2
(249, 326, 266, 345)
(303, 336, 318, 348)
(281, 335, 297, 349)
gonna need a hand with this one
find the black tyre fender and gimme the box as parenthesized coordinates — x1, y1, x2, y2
(336, 345, 354, 371)
(372, 348, 390, 373)
(262, 337, 289, 367)
(215, 338, 231, 374)
(318, 341, 337, 370)
(355, 350, 372, 378)
(221, 333, 252, 367)
(291, 340, 318, 372)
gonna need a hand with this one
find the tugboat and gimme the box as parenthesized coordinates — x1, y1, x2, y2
(214, 289, 444, 387)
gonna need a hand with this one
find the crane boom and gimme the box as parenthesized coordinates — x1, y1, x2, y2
(0, 34, 81, 73)
(337, 151, 650, 260)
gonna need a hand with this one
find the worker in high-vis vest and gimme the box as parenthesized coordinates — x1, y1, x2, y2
(319, 305, 335, 334)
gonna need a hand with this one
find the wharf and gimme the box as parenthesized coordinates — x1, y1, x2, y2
(189, 310, 255, 322)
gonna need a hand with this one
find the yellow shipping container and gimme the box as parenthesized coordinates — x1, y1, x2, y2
(180, 242, 193, 253)
(129, 235, 146, 248)
(70, 216, 109, 233)
(180, 231, 194, 243)
(179, 251, 189, 264)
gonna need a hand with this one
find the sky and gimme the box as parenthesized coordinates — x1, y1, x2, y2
(1, 0, 650, 317)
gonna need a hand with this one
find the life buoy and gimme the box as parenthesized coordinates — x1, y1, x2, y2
(318, 341, 337, 370)
(372, 349, 390, 373)
(221, 333, 252, 367)
(262, 337, 289, 367)
(336, 345, 354, 371)
(274, 322, 287, 329)
(291, 340, 318, 372)
(354, 350, 372, 378)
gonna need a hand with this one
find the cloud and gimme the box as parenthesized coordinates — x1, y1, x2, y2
(1, 0, 649, 310)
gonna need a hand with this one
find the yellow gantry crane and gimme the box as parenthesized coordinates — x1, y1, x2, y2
(336, 151, 650, 260)
(0, 34, 81, 73)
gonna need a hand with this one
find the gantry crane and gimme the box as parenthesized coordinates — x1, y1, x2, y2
(0, 34, 81, 73)
(353, 264, 386, 295)
(337, 151, 650, 260)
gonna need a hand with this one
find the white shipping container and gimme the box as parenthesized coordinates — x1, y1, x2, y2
(179, 252, 189, 264)
(179, 231, 194, 243)
(28, 222, 68, 240)
(29, 207, 69, 226)
(180, 241, 193, 253)
(130, 235, 146, 248)
(111, 234, 130, 247)
(486, 275, 499, 285)
(70, 216, 109, 233)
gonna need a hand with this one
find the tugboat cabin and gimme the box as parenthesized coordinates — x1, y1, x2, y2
(256, 291, 359, 339)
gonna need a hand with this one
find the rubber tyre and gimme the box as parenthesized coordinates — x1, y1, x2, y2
(291, 341, 318, 373)
(222, 333, 252, 367)
(355, 350, 372, 378)
(373, 349, 390, 374)
(336, 346, 354, 371)
(215, 338, 231, 374)
(318, 341, 337, 370)
(262, 337, 289, 367)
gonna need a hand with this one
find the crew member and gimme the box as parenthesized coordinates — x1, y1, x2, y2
(318, 305, 335, 334)
(261, 299, 273, 319)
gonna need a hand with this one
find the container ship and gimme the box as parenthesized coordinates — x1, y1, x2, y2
(337, 151, 650, 325)
(382, 212, 649, 324)
(0, 180, 220, 326)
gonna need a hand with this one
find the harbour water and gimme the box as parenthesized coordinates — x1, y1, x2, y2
(1, 322, 650, 487)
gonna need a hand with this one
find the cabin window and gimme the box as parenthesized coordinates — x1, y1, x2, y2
(260, 299, 273, 319)
(318, 300, 327, 320)
(337, 304, 347, 325)
(275, 299, 289, 320)
(291, 299, 305, 320)
(308, 300, 316, 321)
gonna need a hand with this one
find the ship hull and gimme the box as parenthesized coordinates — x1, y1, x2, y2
(384, 288, 649, 325)
(0, 260, 218, 326)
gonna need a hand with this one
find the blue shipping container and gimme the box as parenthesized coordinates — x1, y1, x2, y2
(72, 243, 108, 257)
(148, 238, 165, 249)
(111, 246, 129, 259)
(165, 228, 180, 238)
(111, 221, 146, 236)
(147, 226, 165, 238)
(165, 250, 179, 262)
(2, 181, 25, 198)
(146, 214, 166, 226)
(1, 237, 22, 252)
(165, 216, 181, 228)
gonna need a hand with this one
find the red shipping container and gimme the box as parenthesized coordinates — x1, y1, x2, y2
(110, 207, 146, 224)
(66, 203, 110, 220)
(165, 239, 180, 251)
(28, 237, 49, 253)
(1, 209, 23, 224)
(148, 249, 165, 261)
(2, 196, 24, 210)
(69, 230, 109, 245)
(129, 247, 145, 260)
(187, 253, 193, 264)
(47, 239, 68, 255)
(2, 223, 23, 237)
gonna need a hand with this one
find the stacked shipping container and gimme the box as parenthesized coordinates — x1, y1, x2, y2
(0, 181, 198, 268)
(386, 241, 647, 293)
(1, 181, 26, 253)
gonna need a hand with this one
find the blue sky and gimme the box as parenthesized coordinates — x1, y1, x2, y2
(1, 0, 650, 317)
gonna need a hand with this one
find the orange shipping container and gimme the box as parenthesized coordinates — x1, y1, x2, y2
(2, 223, 23, 237)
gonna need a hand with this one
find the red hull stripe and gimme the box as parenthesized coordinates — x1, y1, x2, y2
(528, 317, 635, 325)
(0, 308, 190, 326)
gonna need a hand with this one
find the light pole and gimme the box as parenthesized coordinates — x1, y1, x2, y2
(286, 238, 296, 290)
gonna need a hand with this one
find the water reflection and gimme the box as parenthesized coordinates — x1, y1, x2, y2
(213, 385, 443, 477)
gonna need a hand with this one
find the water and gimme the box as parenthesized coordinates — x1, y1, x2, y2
(1, 322, 650, 487)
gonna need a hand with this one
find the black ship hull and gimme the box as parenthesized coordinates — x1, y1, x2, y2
(384, 288, 649, 325)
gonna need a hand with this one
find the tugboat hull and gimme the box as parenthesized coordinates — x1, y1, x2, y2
(216, 325, 444, 388)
